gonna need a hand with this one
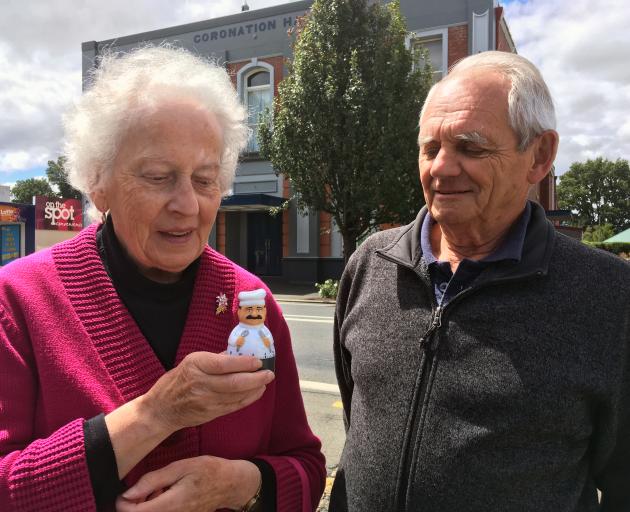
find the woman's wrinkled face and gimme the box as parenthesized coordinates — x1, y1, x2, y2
(93, 100, 224, 283)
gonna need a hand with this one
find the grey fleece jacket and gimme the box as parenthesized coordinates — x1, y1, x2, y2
(330, 203, 630, 512)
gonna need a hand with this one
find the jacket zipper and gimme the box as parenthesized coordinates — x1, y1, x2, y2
(394, 305, 443, 511)
(377, 250, 546, 510)
(393, 275, 544, 510)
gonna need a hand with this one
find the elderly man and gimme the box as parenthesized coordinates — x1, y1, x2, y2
(329, 51, 630, 511)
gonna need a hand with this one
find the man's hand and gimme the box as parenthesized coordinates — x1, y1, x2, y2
(236, 335, 246, 349)
(115, 456, 261, 512)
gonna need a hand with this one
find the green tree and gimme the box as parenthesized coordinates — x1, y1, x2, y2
(259, 0, 432, 262)
(46, 156, 82, 200)
(582, 223, 615, 243)
(557, 157, 630, 231)
(11, 178, 54, 204)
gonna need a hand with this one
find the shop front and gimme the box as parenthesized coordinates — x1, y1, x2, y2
(0, 203, 35, 266)
(215, 193, 285, 277)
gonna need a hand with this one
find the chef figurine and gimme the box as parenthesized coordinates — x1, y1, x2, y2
(227, 288, 276, 371)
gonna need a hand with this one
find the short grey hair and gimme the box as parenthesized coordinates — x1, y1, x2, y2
(420, 51, 556, 151)
(64, 45, 249, 201)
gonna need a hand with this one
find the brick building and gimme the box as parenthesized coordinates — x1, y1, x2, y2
(81, 1, 554, 283)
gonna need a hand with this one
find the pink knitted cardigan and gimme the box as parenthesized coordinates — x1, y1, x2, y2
(0, 224, 325, 511)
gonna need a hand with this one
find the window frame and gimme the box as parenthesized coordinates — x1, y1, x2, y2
(236, 59, 275, 155)
(407, 27, 449, 82)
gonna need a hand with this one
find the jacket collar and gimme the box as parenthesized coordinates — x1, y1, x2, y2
(376, 201, 556, 282)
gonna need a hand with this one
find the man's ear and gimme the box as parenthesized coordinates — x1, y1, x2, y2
(527, 129, 559, 185)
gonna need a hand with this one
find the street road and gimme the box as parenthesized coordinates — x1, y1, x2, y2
(280, 301, 337, 384)
(278, 301, 345, 476)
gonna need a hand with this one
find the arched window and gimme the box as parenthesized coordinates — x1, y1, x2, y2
(244, 69, 272, 153)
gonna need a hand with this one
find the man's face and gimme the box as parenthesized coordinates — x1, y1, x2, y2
(238, 305, 267, 326)
(418, 70, 537, 232)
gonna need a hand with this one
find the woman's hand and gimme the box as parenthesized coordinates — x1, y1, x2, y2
(105, 352, 274, 479)
(143, 351, 274, 432)
(115, 456, 261, 512)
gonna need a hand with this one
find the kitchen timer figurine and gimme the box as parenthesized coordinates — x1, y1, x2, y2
(227, 289, 276, 371)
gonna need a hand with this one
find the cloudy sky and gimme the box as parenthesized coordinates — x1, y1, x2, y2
(0, 0, 628, 188)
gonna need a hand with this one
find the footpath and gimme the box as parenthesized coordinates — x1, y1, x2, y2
(264, 276, 334, 304)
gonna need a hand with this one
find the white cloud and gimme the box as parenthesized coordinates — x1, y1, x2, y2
(504, 0, 630, 174)
(0, 0, 285, 174)
(1, 0, 628, 179)
(0, 151, 47, 172)
(618, 122, 630, 143)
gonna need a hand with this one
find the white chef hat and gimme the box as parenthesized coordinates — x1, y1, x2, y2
(238, 288, 267, 307)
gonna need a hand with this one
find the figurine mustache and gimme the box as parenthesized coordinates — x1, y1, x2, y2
(246, 314, 263, 320)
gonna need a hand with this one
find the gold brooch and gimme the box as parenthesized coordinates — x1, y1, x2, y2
(215, 293, 228, 315)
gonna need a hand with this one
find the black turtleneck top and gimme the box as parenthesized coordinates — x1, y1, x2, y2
(83, 216, 275, 510)
(97, 214, 198, 369)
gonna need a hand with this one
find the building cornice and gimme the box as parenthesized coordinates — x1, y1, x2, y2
(82, 0, 313, 50)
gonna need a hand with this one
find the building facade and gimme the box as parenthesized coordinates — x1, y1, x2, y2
(82, 0, 542, 283)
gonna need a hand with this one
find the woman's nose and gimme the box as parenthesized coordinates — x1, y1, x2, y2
(167, 178, 200, 216)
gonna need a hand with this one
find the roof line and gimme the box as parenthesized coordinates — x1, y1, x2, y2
(82, 0, 313, 50)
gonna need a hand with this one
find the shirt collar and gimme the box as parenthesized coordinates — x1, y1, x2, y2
(421, 201, 532, 265)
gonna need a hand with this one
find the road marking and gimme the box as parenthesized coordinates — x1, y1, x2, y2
(284, 315, 334, 324)
(285, 314, 332, 320)
(300, 380, 340, 395)
(277, 301, 334, 307)
(332, 400, 343, 409)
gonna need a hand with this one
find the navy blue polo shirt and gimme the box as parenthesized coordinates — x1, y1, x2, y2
(421, 202, 532, 306)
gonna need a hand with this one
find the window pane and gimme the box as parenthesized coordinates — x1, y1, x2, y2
(247, 71, 270, 87)
(247, 89, 272, 123)
(296, 211, 310, 254)
(414, 37, 444, 81)
(246, 88, 272, 152)
(248, 125, 261, 153)
(244, 69, 272, 152)
(330, 217, 342, 258)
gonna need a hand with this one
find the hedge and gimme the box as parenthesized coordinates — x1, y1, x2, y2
(584, 241, 630, 258)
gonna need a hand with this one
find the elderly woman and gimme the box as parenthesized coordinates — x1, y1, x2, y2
(0, 46, 325, 511)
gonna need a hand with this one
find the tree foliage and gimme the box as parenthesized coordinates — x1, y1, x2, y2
(11, 178, 54, 204)
(581, 223, 615, 243)
(557, 157, 630, 231)
(46, 156, 82, 200)
(259, 0, 432, 261)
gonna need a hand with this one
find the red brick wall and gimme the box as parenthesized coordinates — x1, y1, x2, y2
(319, 211, 331, 258)
(282, 179, 290, 258)
(539, 174, 550, 211)
(216, 212, 226, 255)
(448, 25, 468, 69)
(538, 172, 557, 211)
(497, 25, 511, 52)
(495, 7, 512, 53)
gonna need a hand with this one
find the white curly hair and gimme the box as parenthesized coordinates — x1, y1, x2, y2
(63, 45, 249, 217)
